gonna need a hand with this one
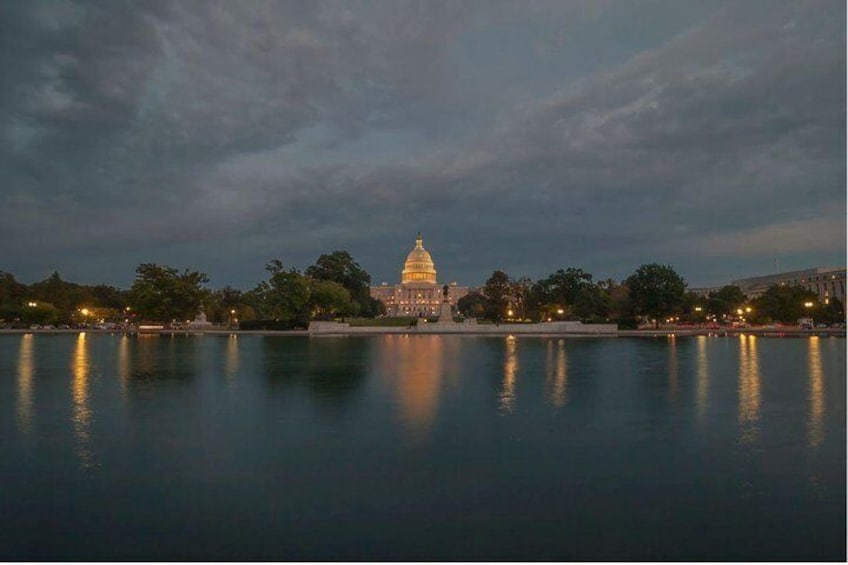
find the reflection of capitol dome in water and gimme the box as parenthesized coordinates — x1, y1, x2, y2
(401, 234, 438, 285)
(370, 233, 469, 317)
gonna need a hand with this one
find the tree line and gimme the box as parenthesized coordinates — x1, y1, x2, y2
(0, 256, 843, 328)
(0, 250, 382, 329)
(460, 264, 844, 328)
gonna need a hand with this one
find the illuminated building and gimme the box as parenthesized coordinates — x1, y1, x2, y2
(370, 234, 469, 317)
(731, 266, 846, 303)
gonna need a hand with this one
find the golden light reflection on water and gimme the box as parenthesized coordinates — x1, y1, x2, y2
(667, 334, 678, 401)
(118, 334, 130, 399)
(72, 332, 94, 468)
(17, 333, 35, 435)
(136, 333, 158, 377)
(807, 337, 824, 448)
(695, 335, 709, 418)
(380, 335, 444, 438)
(738, 334, 761, 444)
(500, 336, 519, 414)
(225, 334, 239, 383)
(545, 339, 568, 408)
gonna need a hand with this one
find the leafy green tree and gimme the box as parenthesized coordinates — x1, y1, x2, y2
(529, 267, 610, 321)
(483, 270, 511, 323)
(751, 284, 819, 324)
(204, 286, 245, 324)
(457, 291, 488, 319)
(367, 296, 386, 317)
(305, 251, 375, 316)
(707, 285, 747, 318)
(509, 276, 533, 320)
(608, 283, 637, 329)
(20, 302, 59, 326)
(0, 271, 27, 305)
(29, 272, 91, 322)
(263, 260, 311, 324)
(87, 284, 128, 310)
(309, 279, 353, 320)
(625, 263, 686, 328)
(0, 271, 28, 322)
(241, 285, 269, 319)
(820, 297, 846, 325)
(128, 263, 209, 323)
(682, 291, 708, 322)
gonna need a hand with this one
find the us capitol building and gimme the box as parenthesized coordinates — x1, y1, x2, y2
(370, 234, 469, 317)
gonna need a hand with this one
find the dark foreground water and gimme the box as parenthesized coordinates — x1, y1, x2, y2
(0, 332, 844, 560)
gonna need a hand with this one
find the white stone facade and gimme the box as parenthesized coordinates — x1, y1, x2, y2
(731, 266, 846, 304)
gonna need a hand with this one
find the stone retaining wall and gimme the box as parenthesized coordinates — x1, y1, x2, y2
(308, 320, 618, 335)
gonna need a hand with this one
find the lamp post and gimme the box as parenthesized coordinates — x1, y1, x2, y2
(229, 309, 237, 329)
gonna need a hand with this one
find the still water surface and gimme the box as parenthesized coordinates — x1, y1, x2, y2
(0, 333, 844, 560)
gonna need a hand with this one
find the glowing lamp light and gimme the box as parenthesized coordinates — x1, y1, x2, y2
(80, 308, 90, 316)
(804, 302, 814, 308)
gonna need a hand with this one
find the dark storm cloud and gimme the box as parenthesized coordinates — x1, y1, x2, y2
(1, 0, 844, 288)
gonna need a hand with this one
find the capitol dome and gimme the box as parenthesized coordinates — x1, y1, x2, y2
(401, 234, 438, 284)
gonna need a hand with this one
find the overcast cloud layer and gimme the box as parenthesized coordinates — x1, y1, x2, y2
(1, 0, 845, 288)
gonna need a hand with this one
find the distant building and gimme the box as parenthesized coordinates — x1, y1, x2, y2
(688, 286, 722, 298)
(731, 266, 846, 303)
(370, 234, 469, 317)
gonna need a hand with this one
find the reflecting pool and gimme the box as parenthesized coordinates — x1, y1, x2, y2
(0, 333, 844, 560)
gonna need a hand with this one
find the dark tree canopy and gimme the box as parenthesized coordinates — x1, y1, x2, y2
(128, 263, 209, 323)
(309, 279, 353, 320)
(457, 291, 488, 319)
(625, 263, 686, 327)
(751, 284, 819, 324)
(529, 267, 610, 321)
(305, 251, 375, 316)
(483, 270, 512, 323)
(262, 261, 311, 324)
(707, 285, 747, 317)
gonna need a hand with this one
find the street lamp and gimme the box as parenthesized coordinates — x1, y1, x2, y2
(556, 308, 564, 315)
(27, 301, 37, 307)
(804, 302, 814, 308)
(694, 306, 702, 312)
(745, 307, 752, 313)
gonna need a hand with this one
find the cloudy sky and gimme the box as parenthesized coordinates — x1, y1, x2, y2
(1, 0, 845, 289)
